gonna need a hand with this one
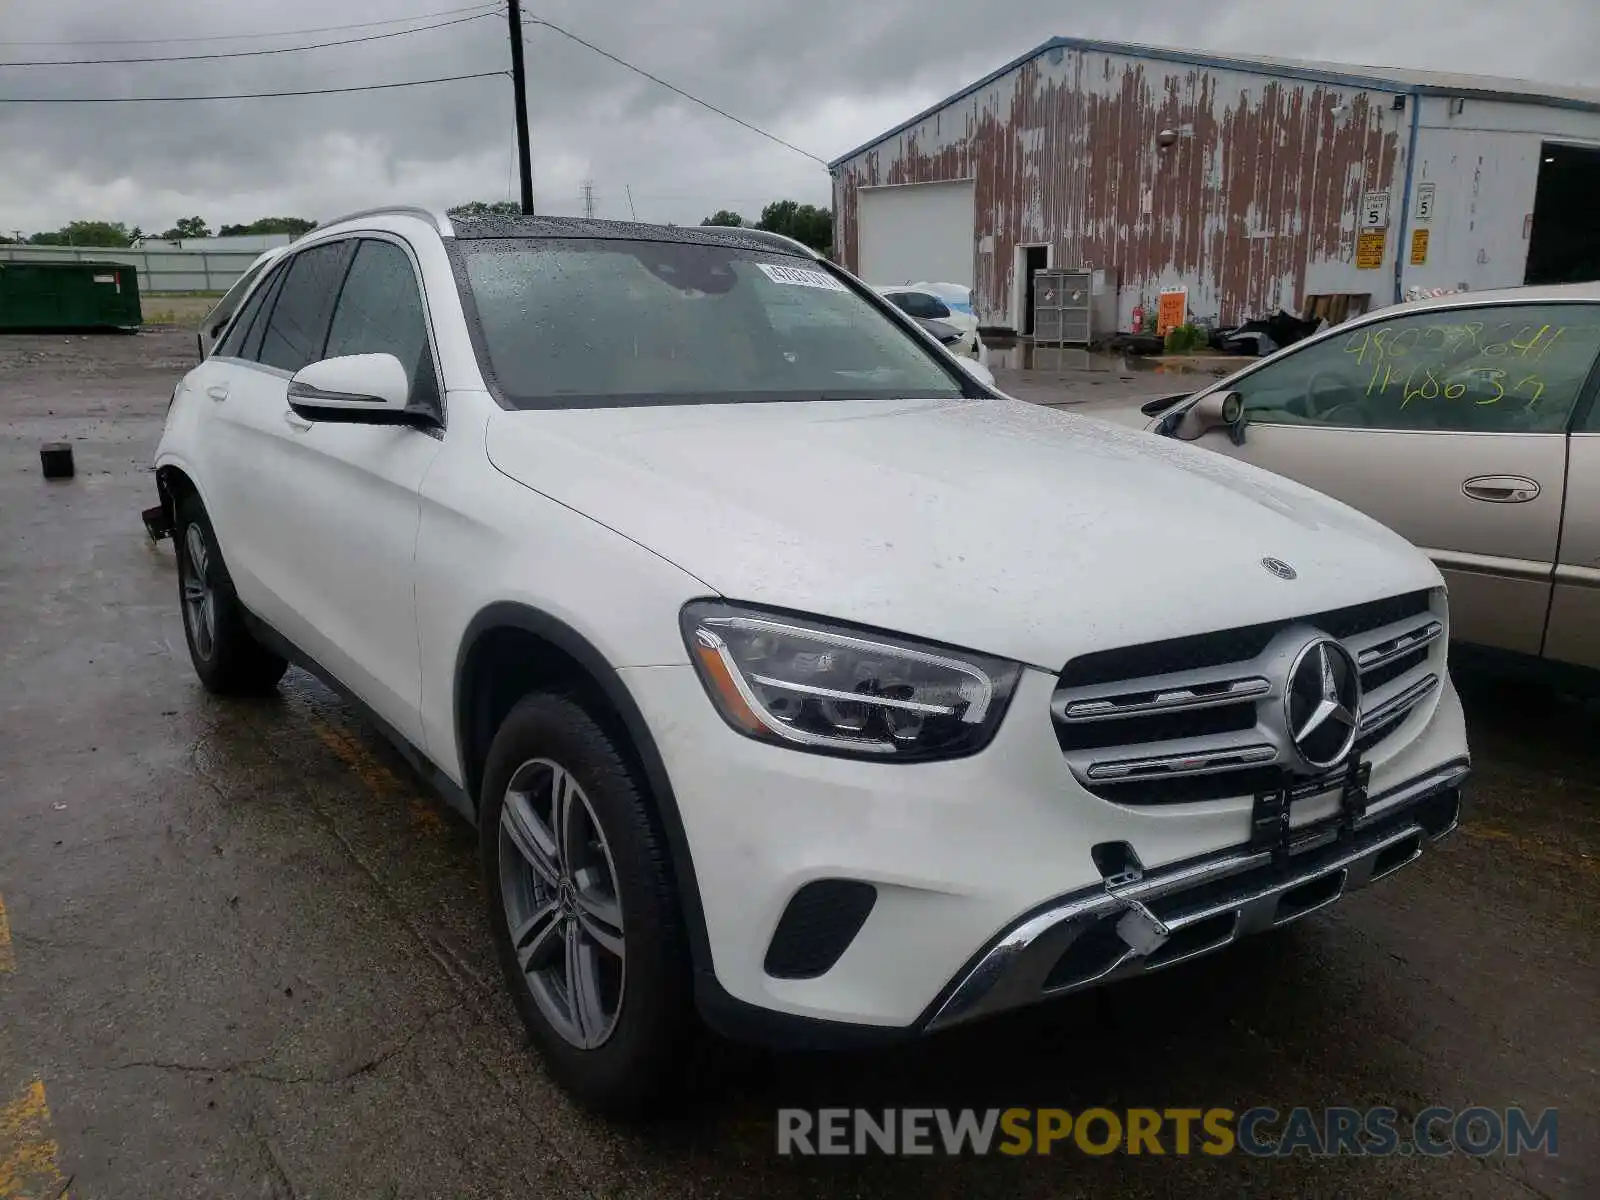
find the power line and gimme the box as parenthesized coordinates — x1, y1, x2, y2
(0, 4, 501, 48)
(0, 12, 498, 68)
(521, 14, 826, 164)
(0, 71, 507, 103)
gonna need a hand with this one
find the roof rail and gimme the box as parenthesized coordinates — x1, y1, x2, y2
(738, 228, 821, 259)
(308, 206, 456, 237)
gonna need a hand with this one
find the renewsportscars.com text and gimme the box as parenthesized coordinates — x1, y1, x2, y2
(776, 1106, 1559, 1158)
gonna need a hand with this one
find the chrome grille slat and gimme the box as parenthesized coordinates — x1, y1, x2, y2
(1086, 743, 1278, 782)
(1054, 590, 1446, 806)
(1359, 674, 1440, 733)
(1354, 618, 1444, 672)
(1055, 676, 1270, 723)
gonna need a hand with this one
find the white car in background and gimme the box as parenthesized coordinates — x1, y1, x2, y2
(874, 282, 987, 363)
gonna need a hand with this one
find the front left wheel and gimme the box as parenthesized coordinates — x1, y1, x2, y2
(479, 693, 699, 1115)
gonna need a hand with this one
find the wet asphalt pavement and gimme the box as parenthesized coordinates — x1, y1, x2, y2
(1, 329, 1595, 1198)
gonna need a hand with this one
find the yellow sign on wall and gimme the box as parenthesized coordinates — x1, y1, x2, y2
(1410, 228, 1431, 265)
(1356, 230, 1387, 269)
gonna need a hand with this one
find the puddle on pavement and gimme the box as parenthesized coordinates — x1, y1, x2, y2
(986, 341, 1123, 372)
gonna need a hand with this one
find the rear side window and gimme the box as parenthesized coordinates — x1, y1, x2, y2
(324, 239, 439, 407)
(257, 241, 353, 373)
(215, 264, 281, 358)
(240, 265, 289, 362)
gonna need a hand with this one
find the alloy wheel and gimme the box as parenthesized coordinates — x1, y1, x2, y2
(498, 758, 626, 1049)
(181, 524, 217, 661)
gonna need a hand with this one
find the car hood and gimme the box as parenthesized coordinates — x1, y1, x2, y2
(484, 396, 1441, 669)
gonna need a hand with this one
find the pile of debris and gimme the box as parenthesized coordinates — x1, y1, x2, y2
(1103, 308, 1326, 358)
(1208, 310, 1324, 357)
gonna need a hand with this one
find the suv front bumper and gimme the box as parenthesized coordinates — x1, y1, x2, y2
(926, 761, 1465, 1031)
(620, 663, 1469, 1042)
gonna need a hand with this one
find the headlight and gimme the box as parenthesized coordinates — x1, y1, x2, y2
(680, 601, 1020, 761)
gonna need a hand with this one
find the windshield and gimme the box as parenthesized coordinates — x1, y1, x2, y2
(454, 238, 971, 406)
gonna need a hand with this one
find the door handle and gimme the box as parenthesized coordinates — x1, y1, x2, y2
(205, 383, 229, 402)
(282, 410, 313, 432)
(1462, 475, 1541, 504)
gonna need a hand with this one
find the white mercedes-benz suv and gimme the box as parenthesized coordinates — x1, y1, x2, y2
(150, 208, 1469, 1113)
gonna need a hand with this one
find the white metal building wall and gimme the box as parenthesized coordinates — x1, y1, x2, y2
(1401, 97, 1600, 295)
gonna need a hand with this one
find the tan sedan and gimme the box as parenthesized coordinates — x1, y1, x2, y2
(1122, 284, 1600, 676)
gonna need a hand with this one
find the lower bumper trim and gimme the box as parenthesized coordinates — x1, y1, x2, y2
(924, 763, 1467, 1033)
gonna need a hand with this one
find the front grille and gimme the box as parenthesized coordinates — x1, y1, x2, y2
(1060, 591, 1431, 687)
(1054, 590, 1445, 806)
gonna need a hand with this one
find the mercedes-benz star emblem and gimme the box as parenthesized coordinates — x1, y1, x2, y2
(1262, 557, 1298, 580)
(1284, 638, 1361, 769)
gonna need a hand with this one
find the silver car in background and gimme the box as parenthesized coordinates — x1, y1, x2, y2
(1132, 284, 1600, 678)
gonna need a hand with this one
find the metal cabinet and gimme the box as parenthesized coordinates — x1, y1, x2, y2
(1031, 268, 1117, 345)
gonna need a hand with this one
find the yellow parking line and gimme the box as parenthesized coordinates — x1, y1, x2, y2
(312, 721, 446, 835)
(0, 1080, 69, 1200)
(0, 895, 13, 974)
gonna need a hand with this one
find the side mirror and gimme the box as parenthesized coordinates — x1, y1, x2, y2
(1171, 390, 1245, 442)
(954, 355, 996, 390)
(288, 353, 414, 424)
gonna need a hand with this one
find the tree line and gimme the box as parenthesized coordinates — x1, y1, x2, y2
(0, 215, 318, 247)
(700, 200, 832, 255)
(1, 199, 833, 252)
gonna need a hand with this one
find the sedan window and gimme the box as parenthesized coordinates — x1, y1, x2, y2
(1229, 303, 1600, 434)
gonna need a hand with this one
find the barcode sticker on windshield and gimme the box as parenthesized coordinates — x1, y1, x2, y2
(757, 263, 847, 292)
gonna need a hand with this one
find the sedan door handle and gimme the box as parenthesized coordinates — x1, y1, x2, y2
(282, 410, 313, 432)
(1462, 475, 1541, 504)
(205, 383, 229, 402)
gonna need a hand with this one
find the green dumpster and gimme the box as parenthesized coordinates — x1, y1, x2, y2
(0, 260, 142, 331)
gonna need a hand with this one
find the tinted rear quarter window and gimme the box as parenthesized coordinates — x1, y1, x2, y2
(239, 264, 290, 363)
(214, 269, 275, 359)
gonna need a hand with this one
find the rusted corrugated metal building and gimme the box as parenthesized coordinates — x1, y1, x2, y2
(829, 40, 1600, 334)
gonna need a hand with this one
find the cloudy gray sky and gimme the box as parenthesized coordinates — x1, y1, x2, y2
(2, 0, 1596, 236)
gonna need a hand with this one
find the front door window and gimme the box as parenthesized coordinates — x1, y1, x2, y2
(1228, 303, 1600, 435)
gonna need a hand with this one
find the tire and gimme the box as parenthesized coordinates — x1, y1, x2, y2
(479, 693, 699, 1115)
(175, 495, 288, 695)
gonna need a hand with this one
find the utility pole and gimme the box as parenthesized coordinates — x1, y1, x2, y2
(625, 185, 637, 222)
(582, 181, 596, 220)
(506, 0, 535, 214)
